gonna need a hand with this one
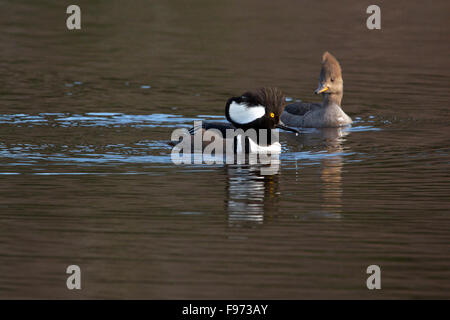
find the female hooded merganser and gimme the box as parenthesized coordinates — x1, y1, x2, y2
(281, 52, 352, 128)
(187, 87, 299, 153)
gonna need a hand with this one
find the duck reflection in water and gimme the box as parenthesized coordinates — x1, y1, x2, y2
(286, 127, 350, 218)
(224, 127, 351, 227)
(221, 52, 351, 225)
(225, 163, 280, 228)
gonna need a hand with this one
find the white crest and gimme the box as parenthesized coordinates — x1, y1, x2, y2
(229, 101, 265, 124)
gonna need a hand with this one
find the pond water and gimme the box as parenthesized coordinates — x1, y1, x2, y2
(0, 0, 449, 298)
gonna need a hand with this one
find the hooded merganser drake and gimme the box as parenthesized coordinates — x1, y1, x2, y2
(187, 87, 299, 153)
(281, 52, 352, 128)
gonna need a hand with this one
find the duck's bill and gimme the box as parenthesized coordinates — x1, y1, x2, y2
(276, 123, 300, 134)
(314, 84, 329, 94)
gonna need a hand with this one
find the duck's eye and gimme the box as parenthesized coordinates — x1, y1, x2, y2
(270, 112, 275, 118)
(331, 78, 335, 82)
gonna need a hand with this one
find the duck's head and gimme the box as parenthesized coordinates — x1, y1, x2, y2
(314, 52, 343, 96)
(225, 87, 299, 133)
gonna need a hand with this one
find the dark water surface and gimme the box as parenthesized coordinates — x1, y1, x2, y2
(0, 1, 449, 299)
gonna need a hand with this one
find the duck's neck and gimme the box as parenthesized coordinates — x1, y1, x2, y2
(322, 92, 343, 107)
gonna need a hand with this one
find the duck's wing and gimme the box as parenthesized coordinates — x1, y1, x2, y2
(284, 102, 321, 116)
(189, 122, 235, 136)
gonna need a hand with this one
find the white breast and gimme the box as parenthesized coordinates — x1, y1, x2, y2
(248, 138, 281, 154)
(229, 101, 265, 124)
